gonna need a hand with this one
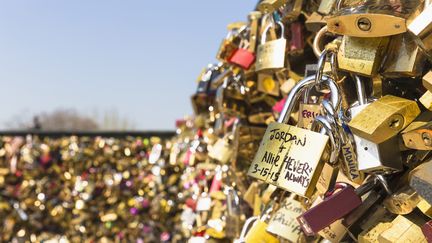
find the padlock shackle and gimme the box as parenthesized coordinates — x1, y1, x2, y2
(261, 21, 285, 44)
(278, 75, 341, 124)
(324, 182, 350, 198)
(313, 26, 328, 58)
(237, 216, 259, 241)
(353, 75, 367, 105)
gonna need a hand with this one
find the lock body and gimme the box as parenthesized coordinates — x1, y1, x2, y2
(410, 161, 432, 205)
(337, 35, 389, 76)
(297, 185, 362, 236)
(348, 95, 420, 144)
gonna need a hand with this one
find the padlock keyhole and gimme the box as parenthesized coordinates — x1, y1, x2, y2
(357, 17, 371, 31)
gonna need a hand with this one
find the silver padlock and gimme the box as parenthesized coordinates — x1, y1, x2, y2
(349, 76, 403, 173)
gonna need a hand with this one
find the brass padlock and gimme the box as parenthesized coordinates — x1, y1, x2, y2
(348, 95, 420, 144)
(305, 12, 327, 33)
(255, 21, 287, 72)
(280, 0, 303, 23)
(216, 23, 245, 61)
(257, 73, 280, 96)
(423, 71, 432, 91)
(244, 205, 280, 243)
(209, 118, 241, 164)
(402, 112, 432, 150)
(378, 214, 428, 242)
(258, 0, 289, 13)
(266, 194, 304, 242)
(383, 185, 420, 215)
(337, 35, 390, 76)
(248, 75, 340, 198)
(326, 0, 422, 37)
(298, 86, 321, 130)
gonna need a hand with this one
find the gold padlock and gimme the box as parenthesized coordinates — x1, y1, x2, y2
(248, 75, 340, 198)
(258, 0, 289, 13)
(326, 13, 406, 38)
(255, 21, 287, 72)
(244, 206, 280, 243)
(305, 12, 327, 33)
(266, 194, 304, 242)
(280, 0, 303, 22)
(326, 0, 422, 37)
(423, 71, 432, 91)
(216, 23, 246, 61)
(348, 95, 421, 144)
(337, 35, 390, 76)
(401, 112, 432, 150)
(257, 73, 280, 96)
(378, 215, 428, 242)
(297, 86, 321, 130)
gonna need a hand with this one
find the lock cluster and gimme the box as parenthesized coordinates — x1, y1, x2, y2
(4, 0, 432, 242)
(176, 0, 432, 242)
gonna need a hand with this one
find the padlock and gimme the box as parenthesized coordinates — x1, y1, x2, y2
(378, 214, 428, 242)
(215, 77, 248, 117)
(324, 77, 364, 183)
(310, 112, 341, 168)
(420, 91, 432, 111)
(297, 175, 391, 236)
(257, 73, 280, 96)
(243, 182, 259, 208)
(305, 12, 327, 33)
(326, 0, 420, 38)
(383, 185, 420, 215)
(248, 75, 341, 198)
(266, 194, 304, 242)
(208, 118, 238, 163)
(401, 112, 432, 150)
(255, 21, 287, 72)
(243, 204, 280, 243)
(225, 187, 243, 239)
(348, 95, 420, 144)
(298, 87, 320, 130)
(228, 12, 261, 70)
(280, 0, 303, 23)
(337, 35, 390, 76)
(316, 162, 339, 195)
(258, 0, 289, 13)
(229, 39, 256, 70)
(342, 187, 391, 239)
(234, 216, 259, 243)
(408, 3, 432, 54)
(216, 23, 245, 61)
(423, 71, 432, 92)
(288, 22, 304, 55)
(422, 220, 432, 242)
(382, 33, 426, 78)
(410, 160, 432, 205)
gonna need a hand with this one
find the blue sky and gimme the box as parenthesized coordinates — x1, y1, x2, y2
(0, 1, 256, 130)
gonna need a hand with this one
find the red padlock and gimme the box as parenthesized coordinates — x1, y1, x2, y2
(228, 42, 255, 70)
(228, 12, 260, 70)
(289, 21, 305, 53)
(297, 176, 390, 236)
